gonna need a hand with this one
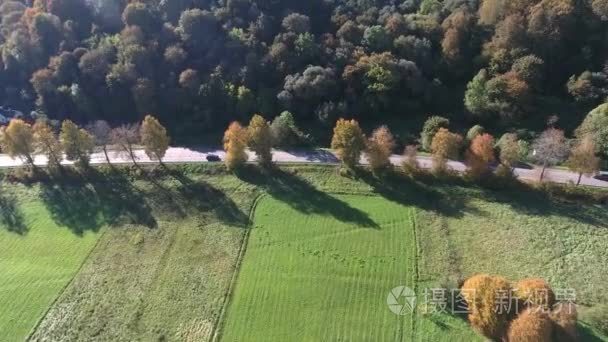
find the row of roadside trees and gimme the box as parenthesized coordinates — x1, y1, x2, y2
(0, 115, 170, 171)
(0, 112, 602, 186)
(223, 114, 603, 186)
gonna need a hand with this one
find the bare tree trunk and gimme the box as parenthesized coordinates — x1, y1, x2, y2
(127, 143, 138, 166)
(25, 154, 34, 167)
(577, 173, 582, 186)
(103, 145, 111, 164)
(540, 164, 547, 181)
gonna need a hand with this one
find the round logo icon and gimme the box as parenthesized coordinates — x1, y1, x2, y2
(387, 286, 416, 315)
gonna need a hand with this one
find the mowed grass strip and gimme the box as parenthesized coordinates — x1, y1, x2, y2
(29, 173, 258, 341)
(221, 194, 416, 341)
(0, 192, 101, 341)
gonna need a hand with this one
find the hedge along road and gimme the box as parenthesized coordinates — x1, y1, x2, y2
(0, 146, 606, 188)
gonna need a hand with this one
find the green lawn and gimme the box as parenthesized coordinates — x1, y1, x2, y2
(0, 187, 102, 341)
(220, 193, 478, 341)
(1, 164, 607, 341)
(28, 169, 260, 341)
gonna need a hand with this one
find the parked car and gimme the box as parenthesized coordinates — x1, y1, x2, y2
(596, 171, 608, 182)
(206, 154, 221, 162)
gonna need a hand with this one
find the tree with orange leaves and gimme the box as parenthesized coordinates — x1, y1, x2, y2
(366, 125, 395, 174)
(223, 121, 248, 171)
(430, 128, 463, 172)
(466, 133, 496, 177)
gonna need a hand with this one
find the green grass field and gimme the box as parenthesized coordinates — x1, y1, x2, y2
(220, 193, 479, 341)
(0, 164, 606, 341)
(0, 187, 102, 341)
(27, 168, 260, 341)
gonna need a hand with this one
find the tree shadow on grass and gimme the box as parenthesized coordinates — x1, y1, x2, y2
(40, 169, 157, 235)
(0, 191, 27, 235)
(236, 165, 379, 228)
(355, 169, 479, 219)
(165, 167, 250, 227)
(475, 181, 608, 229)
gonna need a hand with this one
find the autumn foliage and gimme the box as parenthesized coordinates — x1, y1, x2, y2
(430, 128, 463, 171)
(507, 308, 553, 342)
(247, 114, 273, 167)
(140, 115, 170, 163)
(566, 136, 600, 185)
(0, 119, 35, 166)
(461, 274, 513, 340)
(366, 126, 395, 173)
(514, 278, 556, 310)
(331, 118, 366, 169)
(461, 274, 579, 341)
(223, 122, 248, 171)
(466, 133, 496, 177)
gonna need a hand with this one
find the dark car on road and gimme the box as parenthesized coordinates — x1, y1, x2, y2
(206, 154, 221, 162)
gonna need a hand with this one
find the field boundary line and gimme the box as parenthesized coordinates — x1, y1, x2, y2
(409, 208, 421, 342)
(210, 192, 265, 342)
(25, 227, 108, 341)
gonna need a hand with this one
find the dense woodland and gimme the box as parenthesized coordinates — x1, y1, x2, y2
(1, 0, 608, 147)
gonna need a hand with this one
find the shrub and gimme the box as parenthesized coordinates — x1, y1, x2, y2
(461, 274, 512, 340)
(420, 115, 449, 151)
(514, 278, 556, 310)
(507, 308, 553, 342)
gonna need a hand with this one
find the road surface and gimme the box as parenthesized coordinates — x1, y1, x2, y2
(0, 146, 606, 188)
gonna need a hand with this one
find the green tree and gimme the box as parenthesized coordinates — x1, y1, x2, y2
(362, 26, 390, 52)
(575, 103, 608, 158)
(60, 120, 94, 168)
(421, 116, 450, 151)
(497, 133, 521, 168)
(247, 114, 273, 167)
(466, 125, 485, 143)
(331, 118, 366, 169)
(140, 115, 170, 163)
(465, 69, 492, 117)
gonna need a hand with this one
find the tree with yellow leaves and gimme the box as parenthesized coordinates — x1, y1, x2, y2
(140, 115, 170, 164)
(247, 114, 273, 167)
(0, 119, 35, 167)
(33, 120, 63, 170)
(567, 136, 600, 185)
(430, 128, 463, 172)
(223, 121, 248, 171)
(331, 118, 366, 169)
(366, 125, 395, 174)
(461, 274, 513, 340)
(60, 120, 95, 168)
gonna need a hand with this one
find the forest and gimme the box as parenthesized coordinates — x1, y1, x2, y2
(0, 0, 608, 145)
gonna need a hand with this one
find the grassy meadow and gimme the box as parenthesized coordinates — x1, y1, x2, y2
(0, 186, 102, 341)
(0, 164, 606, 340)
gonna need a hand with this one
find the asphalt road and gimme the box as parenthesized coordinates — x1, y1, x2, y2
(0, 146, 606, 188)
